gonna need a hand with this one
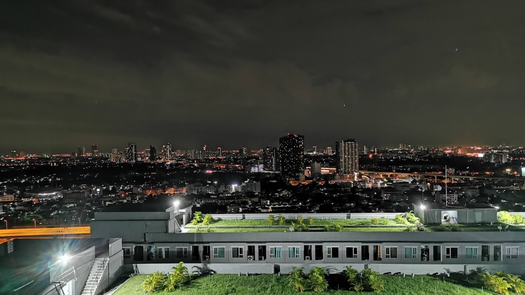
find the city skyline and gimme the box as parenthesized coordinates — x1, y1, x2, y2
(1, 1, 525, 152)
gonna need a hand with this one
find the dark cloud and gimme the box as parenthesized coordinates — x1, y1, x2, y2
(0, 0, 524, 153)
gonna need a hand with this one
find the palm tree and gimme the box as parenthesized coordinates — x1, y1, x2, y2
(268, 214, 275, 225)
(142, 272, 166, 292)
(164, 262, 189, 291)
(279, 215, 286, 225)
(289, 267, 307, 292)
(308, 267, 328, 292)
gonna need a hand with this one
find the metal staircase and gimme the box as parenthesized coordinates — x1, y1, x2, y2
(81, 256, 107, 295)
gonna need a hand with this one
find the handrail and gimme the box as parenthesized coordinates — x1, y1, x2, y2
(88, 255, 110, 295)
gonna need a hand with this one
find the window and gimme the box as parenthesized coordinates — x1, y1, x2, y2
(269, 247, 282, 258)
(421, 245, 429, 261)
(361, 245, 370, 261)
(481, 245, 490, 261)
(505, 247, 519, 259)
(404, 247, 417, 259)
(157, 247, 170, 259)
(176, 247, 188, 259)
(232, 247, 244, 258)
(123, 247, 131, 258)
(445, 247, 458, 259)
(327, 247, 339, 258)
(346, 247, 358, 258)
(465, 247, 478, 259)
(494, 245, 502, 261)
(373, 245, 381, 261)
(213, 247, 225, 259)
(315, 245, 323, 260)
(433, 245, 441, 261)
(289, 247, 301, 258)
(385, 247, 397, 259)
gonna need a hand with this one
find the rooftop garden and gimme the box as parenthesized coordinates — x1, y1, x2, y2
(113, 263, 519, 295)
(184, 211, 525, 233)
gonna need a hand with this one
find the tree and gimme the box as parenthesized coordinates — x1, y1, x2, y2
(268, 214, 275, 225)
(202, 214, 213, 226)
(164, 262, 189, 291)
(361, 268, 384, 292)
(308, 267, 328, 293)
(142, 271, 167, 293)
(192, 212, 203, 224)
(279, 215, 286, 225)
(498, 211, 512, 223)
(298, 216, 304, 225)
(289, 267, 307, 292)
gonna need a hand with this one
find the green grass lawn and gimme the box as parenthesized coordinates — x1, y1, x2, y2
(185, 218, 403, 228)
(186, 227, 407, 233)
(113, 273, 489, 295)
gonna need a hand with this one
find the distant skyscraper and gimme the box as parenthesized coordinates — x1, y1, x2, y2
(279, 133, 304, 179)
(161, 143, 172, 161)
(126, 142, 137, 163)
(336, 139, 359, 176)
(263, 145, 274, 171)
(149, 146, 157, 162)
(110, 148, 118, 162)
(77, 146, 86, 157)
(91, 144, 99, 155)
(240, 147, 248, 158)
(326, 147, 333, 155)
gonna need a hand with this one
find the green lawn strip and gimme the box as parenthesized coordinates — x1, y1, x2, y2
(185, 218, 404, 228)
(113, 274, 488, 295)
(188, 227, 408, 233)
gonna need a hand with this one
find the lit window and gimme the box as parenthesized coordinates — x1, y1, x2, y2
(269, 247, 282, 258)
(506, 247, 519, 259)
(289, 247, 301, 258)
(213, 247, 225, 258)
(465, 247, 478, 259)
(404, 247, 417, 258)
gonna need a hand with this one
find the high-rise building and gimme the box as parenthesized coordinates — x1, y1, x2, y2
(77, 146, 86, 157)
(126, 142, 137, 163)
(240, 147, 248, 158)
(110, 148, 118, 162)
(161, 143, 172, 161)
(326, 147, 333, 155)
(263, 145, 274, 171)
(336, 139, 359, 176)
(149, 146, 157, 162)
(279, 133, 304, 179)
(91, 144, 99, 155)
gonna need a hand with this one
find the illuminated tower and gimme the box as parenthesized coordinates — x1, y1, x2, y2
(279, 133, 304, 179)
(336, 139, 359, 176)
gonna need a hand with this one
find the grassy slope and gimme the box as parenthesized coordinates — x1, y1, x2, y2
(113, 274, 489, 295)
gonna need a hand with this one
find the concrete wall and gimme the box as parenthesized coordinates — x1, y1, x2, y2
(91, 220, 168, 242)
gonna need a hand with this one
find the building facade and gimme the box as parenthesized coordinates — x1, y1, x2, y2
(336, 139, 359, 177)
(279, 133, 304, 180)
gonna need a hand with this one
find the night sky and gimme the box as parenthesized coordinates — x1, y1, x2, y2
(1, 0, 524, 153)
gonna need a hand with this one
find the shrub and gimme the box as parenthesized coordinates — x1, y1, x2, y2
(268, 214, 275, 225)
(308, 217, 314, 226)
(279, 215, 286, 225)
(191, 212, 203, 224)
(298, 216, 304, 225)
(405, 225, 418, 232)
(378, 218, 389, 225)
(289, 267, 307, 292)
(291, 222, 300, 232)
(479, 271, 525, 294)
(308, 267, 328, 293)
(512, 214, 524, 225)
(450, 224, 461, 231)
(164, 262, 189, 291)
(406, 211, 420, 223)
(345, 266, 359, 286)
(395, 214, 408, 224)
(301, 224, 309, 232)
(202, 214, 213, 226)
(325, 224, 343, 232)
(142, 271, 167, 293)
(498, 211, 512, 223)
(371, 218, 379, 225)
(361, 268, 384, 292)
